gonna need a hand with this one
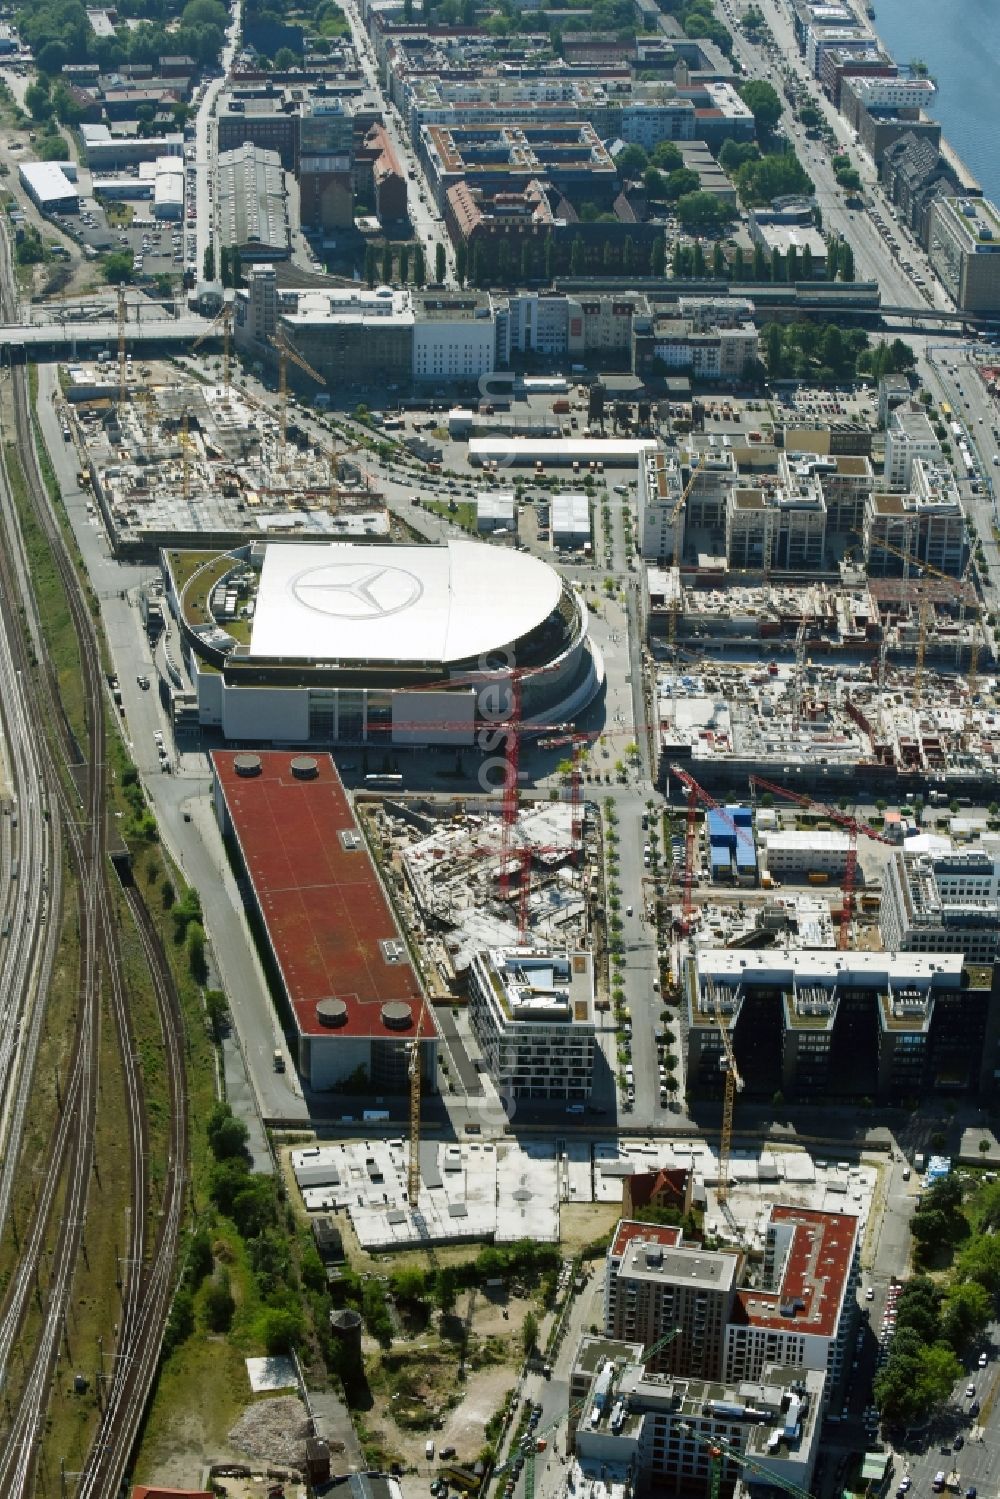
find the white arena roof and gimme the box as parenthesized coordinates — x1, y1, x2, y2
(249, 538, 564, 664)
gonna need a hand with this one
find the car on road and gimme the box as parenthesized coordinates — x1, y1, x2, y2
(979, 1351, 988, 1367)
(966, 1384, 976, 1399)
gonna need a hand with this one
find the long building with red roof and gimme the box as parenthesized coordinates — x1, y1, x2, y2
(213, 749, 437, 1092)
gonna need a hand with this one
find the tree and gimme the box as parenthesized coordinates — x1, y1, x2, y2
(691, 240, 705, 277)
(497, 237, 512, 284)
(941, 1281, 991, 1350)
(37, 38, 69, 73)
(651, 140, 683, 172)
(786, 244, 799, 284)
(623, 236, 635, 274)
(365, 242, 378, 288)
(102, 251, 135, 285)
(643, 166, 665, 199)
(436, 241, 447, 283)
(230, 1176, 276, 1238)
(676, 192, 732, 235)
(651, 236, 666, 278)
(24, 82, 53, 122)
(770, 246, 783, 283)
(802, 241, 814, 280)
(764, 321, 784, 377)
(733, 244, 746, 281)
(752, 241, 765, 281)
(274, 45, 298, 69)
(665, 167, 700, 201)
(738, 79, 783, 134)
(712, 241, 725, 278)
(207, 1101, 250, 1161)
(259, 1305, 304, 1354)
(570, 236, 584, 275)
(35, 134, 70, 161)
(456, 240, 468, 286)
(544, 233, 555, 282)
(616, 143, 648, 179)
(821, 323, 844, 377)
(522, 1310, 539, 1354)
(399, 243, 409, 284)
(840, 241, 855, 281)
(435, 1266, 458, 1313)
(203, 243, 215, 281)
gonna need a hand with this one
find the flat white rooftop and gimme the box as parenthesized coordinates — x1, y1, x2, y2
(249, 538, 563, 665)
(469, 437, 658, 466)
(695, 949, 965, 983)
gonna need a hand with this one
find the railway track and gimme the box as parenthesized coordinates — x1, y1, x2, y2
(0, 238, 189, 1496)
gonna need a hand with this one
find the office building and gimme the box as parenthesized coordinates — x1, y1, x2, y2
(298, 100, 354, 232)
(760, 830, 851, 879)
(685, 949, 1000, 1101)
(638, 447, 685, 563)
(928, 197, 1000, 315)
(880, 845, 1000, 963)
(467, 947, 596, 1102)
(883, 405, 941, 487)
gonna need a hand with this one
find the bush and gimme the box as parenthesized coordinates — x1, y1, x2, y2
(259, 1305, 304, 1354)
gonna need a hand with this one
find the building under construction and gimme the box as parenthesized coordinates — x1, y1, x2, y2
(65, 358, 387, 555)
(366, 798, 592, 993)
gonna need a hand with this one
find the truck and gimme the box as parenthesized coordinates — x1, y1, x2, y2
(807, 871, 829, 885)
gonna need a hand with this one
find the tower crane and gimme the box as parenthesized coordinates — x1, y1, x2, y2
(664, 453, 708, 647)
(679, 1421, 817, 1499)
(868, 537, 981, 711)
(116, 284, 128, 416)
(192, 300, 235, 398)
(407, 1005, 427, 1209)
(269, 330, 326, 467)
(748, 774, 894, 951)
(668, 765, 752, 1203)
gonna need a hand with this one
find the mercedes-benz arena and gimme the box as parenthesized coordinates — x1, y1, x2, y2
(165, 538, 603, 745)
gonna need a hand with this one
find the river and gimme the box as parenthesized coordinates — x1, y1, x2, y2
(865, 0, 1000, 202)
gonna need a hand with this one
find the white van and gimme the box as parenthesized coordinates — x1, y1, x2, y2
(426, 1441, 435, 1461)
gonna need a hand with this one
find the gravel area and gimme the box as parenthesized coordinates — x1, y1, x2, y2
(228, 1396, 312, 1468)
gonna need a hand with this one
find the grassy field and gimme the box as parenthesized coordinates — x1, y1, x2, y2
(426, 498, 476, 531)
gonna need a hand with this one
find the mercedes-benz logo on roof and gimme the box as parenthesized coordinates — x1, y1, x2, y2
(291, 563, 424, 620)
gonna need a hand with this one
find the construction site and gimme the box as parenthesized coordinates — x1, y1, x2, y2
(361, 797, 593, 994)
(62, 307, 390, 555)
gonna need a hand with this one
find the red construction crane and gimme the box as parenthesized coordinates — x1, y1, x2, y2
(748, 774, 894, 950)
(669, 765, 757, 934)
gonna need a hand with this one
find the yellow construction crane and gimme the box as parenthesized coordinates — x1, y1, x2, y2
(192, 301, 235, 398)
(666, 452, 707, 646)
(711, 984, 743, 1206)
(869, 537, 979, 710)
(408, 1006, 427, 1209)
(270, 330, 326, 466)
(117, 284, 128, 415)
(179, 407, 192, 503)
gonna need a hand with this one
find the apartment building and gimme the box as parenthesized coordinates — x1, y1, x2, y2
(634, 298, 759, 383)
(603, 1210, 857, 1393)
(604, 1221, 739, 1377)
(880, 845, 1000, 963)
(412, 294, 495, 384)
(467, 947, 596, 1102)
(725, 470, 827, 573)
(863, 480, 966, 577)
(638, 447, 685, 562)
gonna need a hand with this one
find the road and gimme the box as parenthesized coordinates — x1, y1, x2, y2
(723, 0, 953, 317)
(193, 0, 243, 281)
(337, 0, 455, 283)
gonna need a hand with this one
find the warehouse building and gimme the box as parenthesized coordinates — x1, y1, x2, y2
(551, 492, 592, 550)
(475, 491, 515, 533)
(468, 946, 596, 1101)
(218, 142, 290, 262)
(686, 949, 1000, 1102)
(18, 160, 78, 214)
(212, 749, 438, 1092)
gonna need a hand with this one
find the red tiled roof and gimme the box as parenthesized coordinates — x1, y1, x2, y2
(131, 1488, 213, 1499)
(735, 1206, 857, 1338)
(213, 751, 433, 1041)
(611, 1218, 683, 1258)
